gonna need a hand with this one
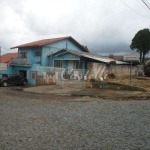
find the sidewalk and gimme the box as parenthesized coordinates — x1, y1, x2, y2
(22, 84, 150, 100)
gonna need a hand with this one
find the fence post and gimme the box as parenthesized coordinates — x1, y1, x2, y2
(130, 61, 132, 86)
(0, 47, 1, 74)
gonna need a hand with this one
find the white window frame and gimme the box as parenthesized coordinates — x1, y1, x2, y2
(35, 52, 41, 56)
(30, 71, 36, 80)
(75, 61, 83, 69)
(20, 52, 27, 58)
(54, 60, 62, 68)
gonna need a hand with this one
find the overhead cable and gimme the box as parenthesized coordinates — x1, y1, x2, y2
(120, 0, 150, 19)
(136, 0, 150, 13)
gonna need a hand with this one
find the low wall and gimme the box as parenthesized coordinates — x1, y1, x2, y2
(36, 66, 88, 85)
(87, 62, 137, 81)
(87, 80, 146, 92)
(36, 74, 57, 85)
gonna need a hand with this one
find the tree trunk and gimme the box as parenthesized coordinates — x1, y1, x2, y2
(140, 51, 142, 63)
(142, 53, 145, 64)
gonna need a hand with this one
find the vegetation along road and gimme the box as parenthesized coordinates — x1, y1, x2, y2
(0, 88, 150, 150)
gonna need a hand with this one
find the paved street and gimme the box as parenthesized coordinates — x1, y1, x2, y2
(0, 89, 150, 150)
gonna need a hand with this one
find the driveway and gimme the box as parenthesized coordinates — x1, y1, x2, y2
(0, 89, 150, 149)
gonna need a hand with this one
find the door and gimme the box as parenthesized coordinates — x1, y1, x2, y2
(19, 70, 27, 78)
(68, 60, 74, 69)
(68, 60, 74, 75)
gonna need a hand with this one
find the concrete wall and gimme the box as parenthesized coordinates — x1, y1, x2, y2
(87, 62, 137, 81)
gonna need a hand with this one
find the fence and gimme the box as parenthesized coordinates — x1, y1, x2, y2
(87, 62, 137, 81)
(10, 58, 32, 66)
(36, 66, 87, 85)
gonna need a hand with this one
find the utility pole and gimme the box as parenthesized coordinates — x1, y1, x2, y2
(142, 0, 150, 10)
(130, 61, 132, 86)
(0, 47, 1, 74)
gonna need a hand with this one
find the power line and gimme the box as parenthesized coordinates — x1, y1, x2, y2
(136, 0, 150, 13)
(142, 0, 150, 10)
(144, 0, 150, 5)
(144, 0, 150, 6)
(120, 0, 150, 19)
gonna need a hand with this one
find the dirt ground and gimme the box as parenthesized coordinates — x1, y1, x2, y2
(107, 75, 150, 92)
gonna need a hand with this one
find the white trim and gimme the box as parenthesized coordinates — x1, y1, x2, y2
(30, 71, 36, 80)
(75, 61, 84, 69)
(54, 60, 63, 68)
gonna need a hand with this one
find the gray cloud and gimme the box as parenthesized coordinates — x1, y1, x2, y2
(87, 42, 131, 55)
(0, 0, 150, 56)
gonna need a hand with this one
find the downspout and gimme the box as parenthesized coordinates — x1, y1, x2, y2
(39, 46, 42, 65)
(79, 59, 80, 69)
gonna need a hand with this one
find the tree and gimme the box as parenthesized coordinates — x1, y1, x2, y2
(130, 28, 150, 64)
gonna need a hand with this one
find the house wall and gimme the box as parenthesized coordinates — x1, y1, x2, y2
(50, 50, 87, 69)
(17, 39, 85, 68)
(42, 39, 85, 66)
(51, 51, 80, 67)
(11, 64, 41, 85)
(18, 47, 42, 65)
(0, 65, 12, 75)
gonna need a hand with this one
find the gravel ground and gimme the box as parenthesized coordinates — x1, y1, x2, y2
(0, 89, 150, 150)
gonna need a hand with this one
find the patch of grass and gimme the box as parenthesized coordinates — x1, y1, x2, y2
(110, 75, 150, 91)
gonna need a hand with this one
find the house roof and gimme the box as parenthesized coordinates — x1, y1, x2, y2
(0, 53, 18, 63)
(10, 36, 89, 52)
(49, 49, 128, 65)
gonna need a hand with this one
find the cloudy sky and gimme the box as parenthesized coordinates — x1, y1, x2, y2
(0, 0, 150, 57)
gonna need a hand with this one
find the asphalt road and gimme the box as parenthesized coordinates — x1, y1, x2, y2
(0, 89, 150, 150)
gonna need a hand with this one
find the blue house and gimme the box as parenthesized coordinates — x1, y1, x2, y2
(9, 36, 89, 85)
(8, 36, 128, 85)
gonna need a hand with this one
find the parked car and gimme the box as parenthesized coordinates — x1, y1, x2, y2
(144, 67, 150, 77)
(0, 74, 28, 87)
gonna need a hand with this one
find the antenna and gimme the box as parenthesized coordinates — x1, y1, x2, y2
(66, 41, 68, 49)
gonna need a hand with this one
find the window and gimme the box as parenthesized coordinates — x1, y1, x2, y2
(35, 52, 41, 56)
(54, 60, 62, 68)
(20, 52, 27, 58)
(14, 69, 17, 74)
(2, 74, 8, 78)
(30, 71, 36, 80)
(9, 75, 15, 78)
(76, 62, 83, 69)
(15, 75, 20, 78)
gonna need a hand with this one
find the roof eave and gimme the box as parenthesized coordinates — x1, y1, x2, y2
(69, 37, 89, 52)
(10, 45, 41, 49)
(10, 36, 89, 52)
